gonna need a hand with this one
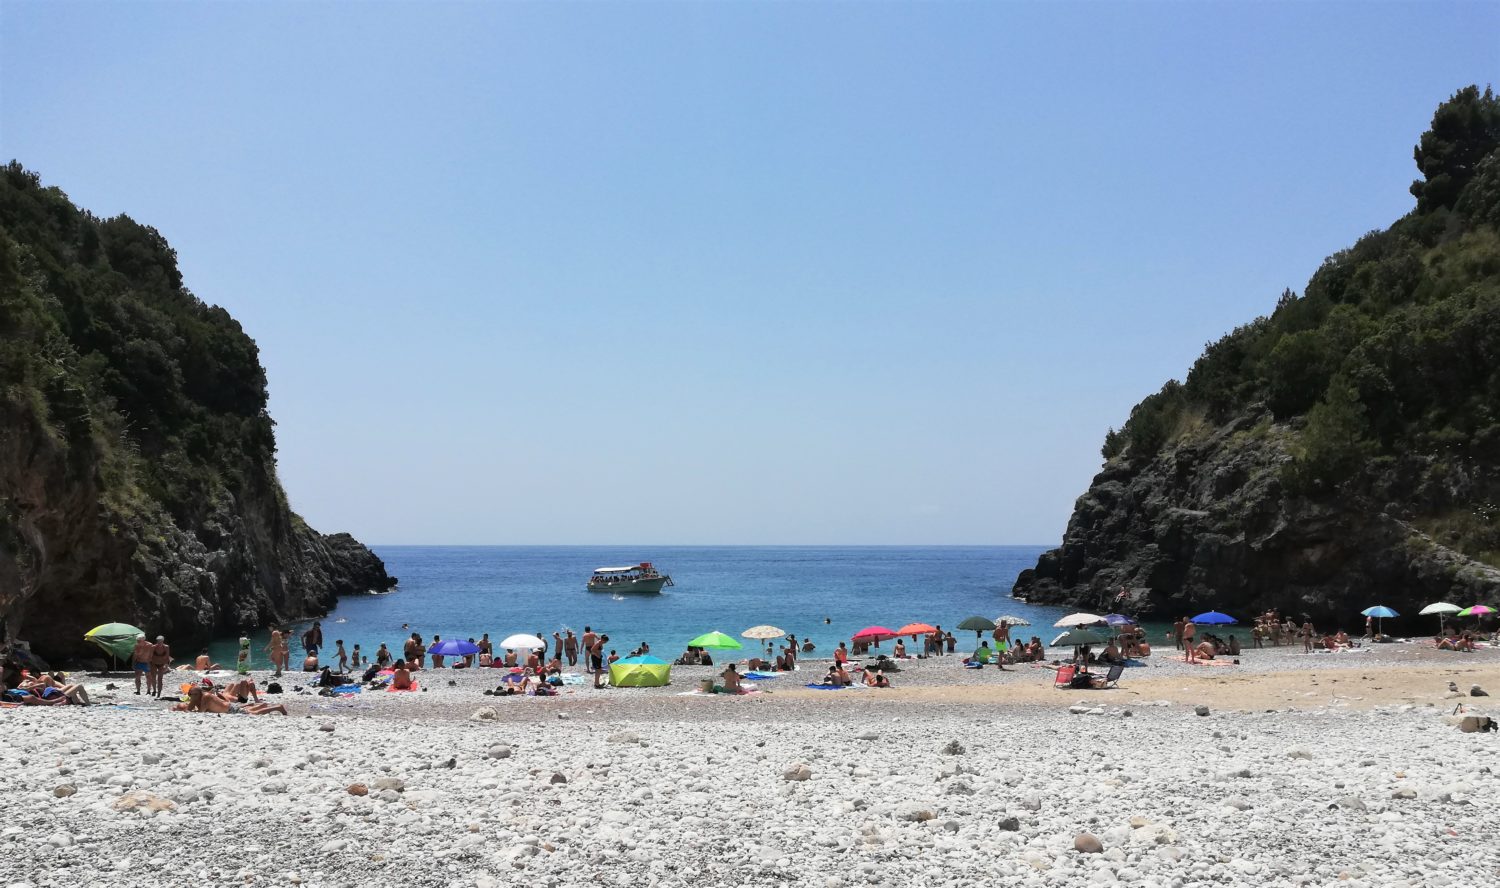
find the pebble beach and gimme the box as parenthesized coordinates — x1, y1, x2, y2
(4, 644, 1498, 888)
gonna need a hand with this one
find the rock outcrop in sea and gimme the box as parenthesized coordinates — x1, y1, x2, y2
(1013, 87, 1500, 626)
(0, 163, 395, 660)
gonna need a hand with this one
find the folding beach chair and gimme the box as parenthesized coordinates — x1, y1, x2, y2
(1052, 665, 1075, 689)
(1101, 663, 1124, 688)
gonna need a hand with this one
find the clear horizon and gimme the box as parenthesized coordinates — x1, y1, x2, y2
(3, 2, 1496, 545)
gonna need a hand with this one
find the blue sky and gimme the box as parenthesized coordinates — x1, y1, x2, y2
(2, 2, 1495, 545)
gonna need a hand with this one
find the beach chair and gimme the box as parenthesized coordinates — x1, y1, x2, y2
(1101, 663, 1124, 688)
(1052, 665, 1075, 689)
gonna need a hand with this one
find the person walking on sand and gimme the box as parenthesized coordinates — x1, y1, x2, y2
(131, 634, 152, 695)
(148, 635, 172, 697)
(564, 630, 579, 666)
(1182, 618, 1197, 663)
(335, 640, 348, 673)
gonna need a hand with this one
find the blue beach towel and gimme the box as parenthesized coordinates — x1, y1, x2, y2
(331, 684, 362, 694)
(804, 683, 847, 690)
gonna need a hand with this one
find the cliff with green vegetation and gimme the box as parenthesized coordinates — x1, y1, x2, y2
(1014, 87, 1500, 628)
(0, 163, 395, 661)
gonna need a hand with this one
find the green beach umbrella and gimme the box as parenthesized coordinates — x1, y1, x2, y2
(83, 622, 144, 664)
(609, 655, 672, 688)
(1050, 628, 1109, 647)
(686, 631, 743, 650)
(957, 615, 997, 641)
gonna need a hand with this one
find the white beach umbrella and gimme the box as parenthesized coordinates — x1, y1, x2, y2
(1053, 613, 1106, 628)
(499, 633, 546, 650)
(1419, 602, 1462, 632)
(742, 625, 786, 640)
(995, 615, 1032, 627)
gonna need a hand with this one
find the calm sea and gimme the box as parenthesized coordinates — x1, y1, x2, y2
(205, 545, 1131, 666)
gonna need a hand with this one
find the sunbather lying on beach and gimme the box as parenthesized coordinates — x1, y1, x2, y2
(2, 664, 92, 706)
(174, 686, 286, 715)
(862, 670, 891, 688)
(1194, 641, 1217, 661)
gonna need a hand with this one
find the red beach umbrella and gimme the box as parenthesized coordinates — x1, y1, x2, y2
(852, 626, 898, 642)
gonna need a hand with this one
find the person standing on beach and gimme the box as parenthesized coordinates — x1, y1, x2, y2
(553, 632, 565, 663)
(131, 634, 152, 695)
(1301, 620, 1316, 653)
(431, 635, 445, 669)
(1182, 619, 1197, 662)
(834, 642, 848, 666)
(564, 630, 578, 666)
(590, 635, 607, 688)
(266, 630, 288, 678)
(1172, 618, 1185, 650)
(302, 621, 323, 656)
(944, 631, 956, 654)
(335, 640, 348, 672)
(375, 643, 392, 668)
(581, 627, 598, 672)
(148, 635, 172, 697)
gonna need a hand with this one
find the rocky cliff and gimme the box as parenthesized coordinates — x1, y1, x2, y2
(1014, 87, 1500, 628)
(0, 164, 395, 661)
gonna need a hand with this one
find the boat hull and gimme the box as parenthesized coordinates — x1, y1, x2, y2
(587, 576, 670, 594)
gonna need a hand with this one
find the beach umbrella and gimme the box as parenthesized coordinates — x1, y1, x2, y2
(851, 625, 897, 642)
(1360, 605, 1399, 638)
(1050, 628, 1110, 647)
(499, 633, 546, 651)
(897, 622, 937, 638)
(741, 625, 785, 640)
(609, 655, 671, 688)
(1457, 605, 1494, 618)
(996, 615, 1031, 627)
(1190, 611, 1237, 625)
(1420, 602, 1462, 632)
(1103, 614, 1136, 627)
(1050, 627, 1110, 663)
(957, 616, 996, 641)
(428, 639, 480, 658)
(686, 631, 743, 650)
(83, 622, 143, 668)
(1054, 613, 1105, 628)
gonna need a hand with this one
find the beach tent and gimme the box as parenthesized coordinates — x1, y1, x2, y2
(1419, 602, 1461, 632)
(1190, 611, 1237, 625)
(1054, 613, 1105, 628)
(686, 631, 742, 650)
(499, 634, 546, 651)
(957, 616, 996, 641)
(428, 639, 480, 658)
(609, 655, 671, 688)
(1360, 605, 1399, 637)
(83, 623, 143, 668)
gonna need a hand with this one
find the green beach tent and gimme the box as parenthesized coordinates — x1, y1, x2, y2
(609, 655, 672, 688)
(686, 631, 742, 650)
(84, 622, 144, 664)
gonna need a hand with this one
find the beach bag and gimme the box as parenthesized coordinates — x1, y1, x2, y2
(266, 681, 283, 694)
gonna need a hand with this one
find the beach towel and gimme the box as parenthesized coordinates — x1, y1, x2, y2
(331, 684, 362, 694)
(386, 680, 419, 692)
(743, 673, 778, 681)
(804, 683, 850, 690)
(559, 673, 586, 686)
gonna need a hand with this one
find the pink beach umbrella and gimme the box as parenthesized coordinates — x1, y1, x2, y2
(852, 626, 897, 648)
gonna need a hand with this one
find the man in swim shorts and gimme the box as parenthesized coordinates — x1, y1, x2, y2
(131, 634, 152, 695)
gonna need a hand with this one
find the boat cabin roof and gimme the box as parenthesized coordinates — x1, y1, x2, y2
(594, 566, 643, 574)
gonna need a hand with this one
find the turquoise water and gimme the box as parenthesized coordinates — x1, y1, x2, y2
(206, 545, 1148, 667)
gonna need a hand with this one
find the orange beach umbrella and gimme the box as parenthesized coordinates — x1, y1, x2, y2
(897, 622, 937, 637)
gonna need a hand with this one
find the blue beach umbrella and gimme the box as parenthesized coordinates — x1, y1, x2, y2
(1361, 605, 1399, 637)
(429, 639, 481, 658)
(1103, 614, 1136, 627)
(1191, 611, 1236, 625)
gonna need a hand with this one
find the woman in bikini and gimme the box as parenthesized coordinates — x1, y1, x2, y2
(266, 630, 288, 678)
